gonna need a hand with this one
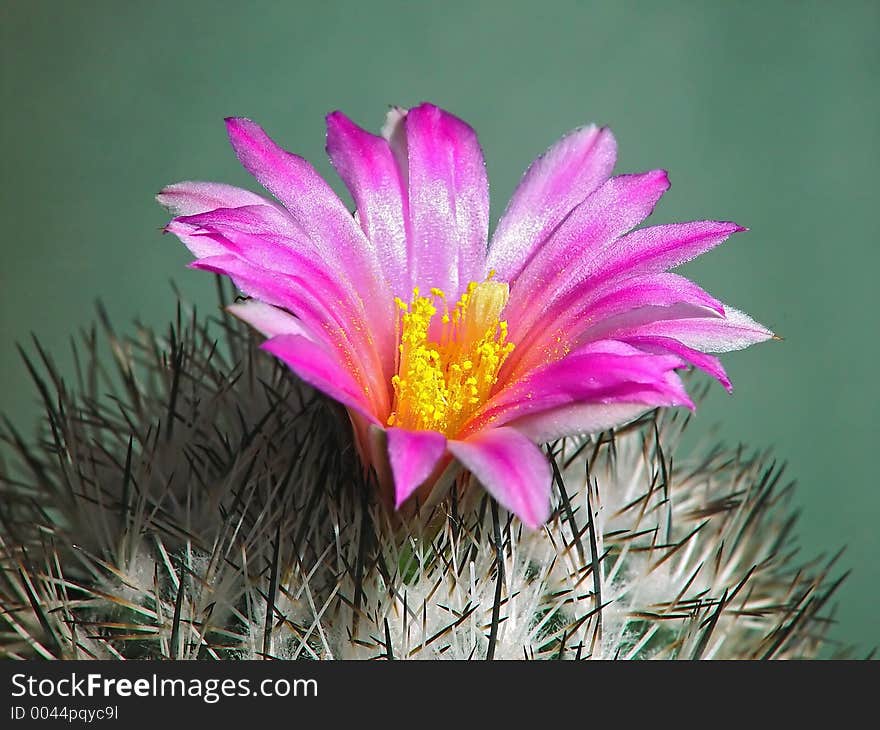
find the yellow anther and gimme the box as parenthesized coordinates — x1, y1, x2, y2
(386, 279, 514, 435)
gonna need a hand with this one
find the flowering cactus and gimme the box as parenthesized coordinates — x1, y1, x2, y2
(0, 106, 848, 660)
(0, 294, 846, 659)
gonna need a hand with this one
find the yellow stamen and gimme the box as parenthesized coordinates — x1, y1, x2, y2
(386, 280, 514, 435)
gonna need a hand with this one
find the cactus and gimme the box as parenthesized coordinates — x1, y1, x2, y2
(0, 284, 847, 660)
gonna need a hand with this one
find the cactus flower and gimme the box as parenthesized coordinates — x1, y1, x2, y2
(158, 103, 773, 528)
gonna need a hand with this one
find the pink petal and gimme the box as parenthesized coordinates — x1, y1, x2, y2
(505, 402, 656, 443)
(622, 335, 732, 392)
(468, 341, 693, 438)
(167, 206, 390, 401)
(189, 254, 389, 415)
(262, 334, 379, 424)
(504, 272, 723, 379)
(224, 117, 394, 345)
(448, 428, 551, 529)
(503, 221, 745, 378)
(488, 125, 617, 281)
(226, 300, 315, 341)
(580, 272, 723, 320)
(166, 205, 308, 264)
(168, 207, 342, 300)
(171, 201, 301, 234)
(386, 428, 448, 507)
(326, 111, 411, 300)
(189, 254, 338, 337)
(590, 220, 746, 285)
(596, 305, 775, 353)
(166, 207, 372, 344)
(156, 181, 277, 216)
(505, 170, 670, 335)
(403, 103, 489, 297)
(173, 227, 358, 345)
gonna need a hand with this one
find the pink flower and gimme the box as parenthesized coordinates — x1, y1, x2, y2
(158, 103, 773, 529)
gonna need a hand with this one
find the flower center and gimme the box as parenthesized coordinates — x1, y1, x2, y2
(387, 279, 515, 436)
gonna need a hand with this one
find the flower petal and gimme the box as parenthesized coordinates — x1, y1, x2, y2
(189, 254, 389, 416)
(168, 206, 344, 297)
(188, 254, 338, 338)
(224, 117, 394, 345)
(262, 334, 379, 424)
(488, 125, 617, 281)
(226, 299, 315, 341)
(506, 170, 670, 335)
(174, 226, 355, 344)
(326, 111, 410, 299)
(622, 335, 732, 392)
(505, 402, 655, 443)
(590, 220, 746, 284)
(403, 103, 489, 296)
(572, 274, 724, 334)
(156, 181, 276, 216)
(386, 428, 448, 507)
(505, 272, 724, 380)
(167, 205, 390, 409)
(166, 204, 307, 262)
(469, 341, 693, 438)
(165, 207, 373, 344)
(448, 428, 551, 529)
(594, 305, 776, 353)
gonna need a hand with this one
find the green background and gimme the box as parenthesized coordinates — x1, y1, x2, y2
(2, 1, 877, 654)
